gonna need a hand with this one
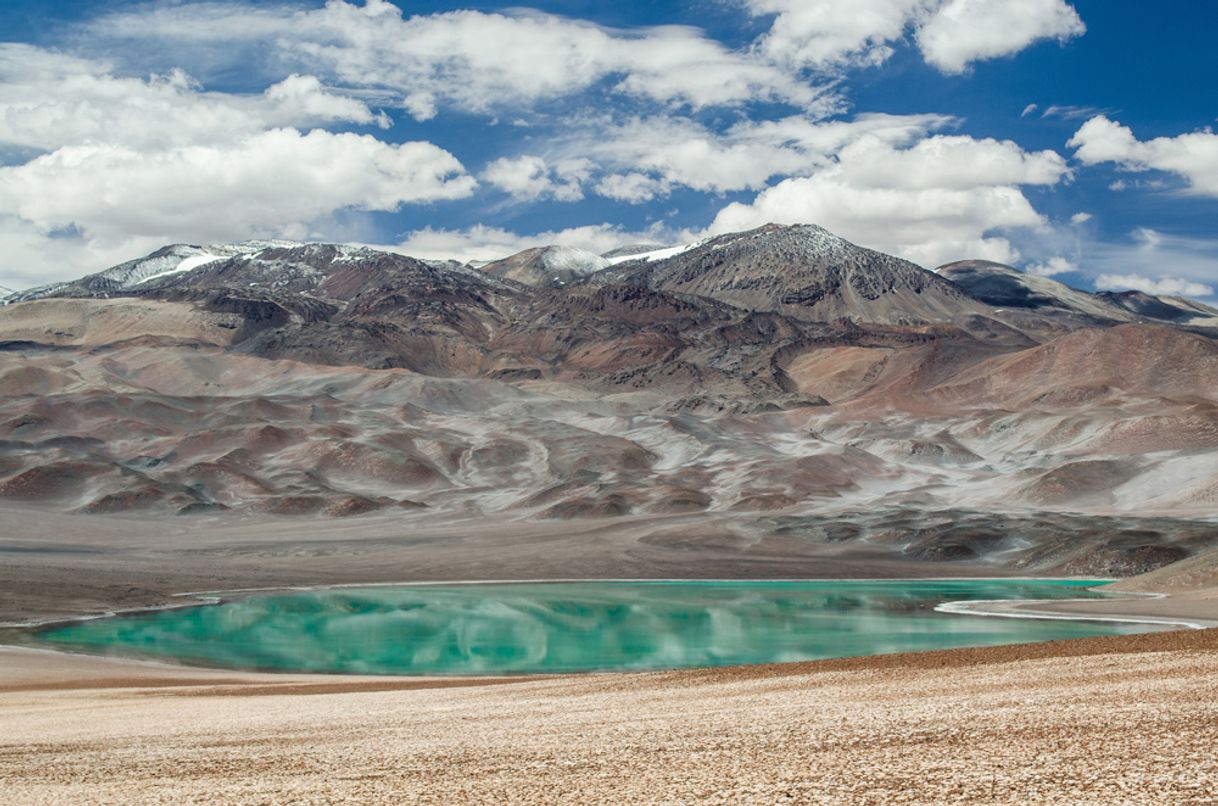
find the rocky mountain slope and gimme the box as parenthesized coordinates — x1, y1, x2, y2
(604, 224, 989, 325)
(482, 245, 609, 287)
(1, 222, 1216, 576)
(938, 259, 1218, 329)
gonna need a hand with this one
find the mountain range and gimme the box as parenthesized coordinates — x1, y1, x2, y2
(2, 223, 1216, 576)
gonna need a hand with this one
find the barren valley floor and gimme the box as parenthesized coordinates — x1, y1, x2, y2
(3, 505, 1218, 803)
(2, 629, 1217, 803)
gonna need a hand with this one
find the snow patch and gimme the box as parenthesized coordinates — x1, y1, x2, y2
(537, 246, 609, 275)
(136, 253, 223, 285)
(604, 240, 701, 265)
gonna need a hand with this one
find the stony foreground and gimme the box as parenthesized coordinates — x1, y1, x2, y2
(2, 629, 1217, 804)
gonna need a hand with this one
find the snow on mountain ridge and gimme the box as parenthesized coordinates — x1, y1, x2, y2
(534, 245, 609, 275)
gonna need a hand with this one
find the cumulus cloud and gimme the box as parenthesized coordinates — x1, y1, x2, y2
(1054, 228, 1218, 302)
(0, 129, 475, 288)
(916, 0, 1085, 74)
(0, 45, 385, 153)
(0, 36, 486, 289)
(742, 0, 1084, 73)
(0, 214, 166, 292)
(595, 173, 672, 203)
(1095, 273, 1214, 298)
(1068, 116, 1218, 196)
(1025, 256, 1076, 277)
(482, 156, 590, 201)
(705, 134, 1069, 266)
(541, 112, 952, 202)
(1, 129, 474, 241)
(746, 0, 930, 69)
(1070, 212, 1092, 224)
(81, 1, 827, 117)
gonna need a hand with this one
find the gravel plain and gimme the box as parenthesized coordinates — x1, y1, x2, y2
(2, 628, 1217, 804)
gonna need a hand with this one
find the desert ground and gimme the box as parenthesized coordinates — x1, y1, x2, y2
(2, 504, 1218, 804)
(2, 627, 1217, 804)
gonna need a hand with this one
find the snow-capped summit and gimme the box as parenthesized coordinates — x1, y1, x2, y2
(599, 223, 985, 325)
(5, 241, 298, 302)
(481, 245, 610, 287)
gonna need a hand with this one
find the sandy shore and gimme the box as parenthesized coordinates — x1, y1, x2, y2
(2, 630, 1217, 803)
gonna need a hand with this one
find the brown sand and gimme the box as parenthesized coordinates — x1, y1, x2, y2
(2, 630, 1217, 804)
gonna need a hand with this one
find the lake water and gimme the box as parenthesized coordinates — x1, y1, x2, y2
(33, 579, 1154, 675)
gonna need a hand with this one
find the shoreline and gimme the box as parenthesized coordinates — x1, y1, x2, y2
(4, 624, 1218, 804)
(4, 574, 1119, 631)
(2, 575, 1195, 680)
(4, 618, 1216, 691)
(5, 577, 1218, 802)
(934, 596, 1218, 630)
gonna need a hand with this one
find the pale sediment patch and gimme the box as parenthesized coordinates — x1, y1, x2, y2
(936, 594, 1218, 629)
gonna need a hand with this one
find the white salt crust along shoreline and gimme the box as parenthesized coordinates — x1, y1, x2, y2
(935, 595, 1218, 630)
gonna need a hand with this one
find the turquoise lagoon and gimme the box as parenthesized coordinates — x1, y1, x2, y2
(32, 579, 1154, 675)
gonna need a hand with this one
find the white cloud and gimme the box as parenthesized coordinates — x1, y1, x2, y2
(0, 37, 484, 290)
(0, 45, 384, 153)
(595, 173, 672, 203)
(705, 134, 1069, 266)
(0, 0, 1111, 293)
(392, 222, 672, 263)
(546, 112, 952, 200)
(0, 128, 475, 252)
(746, 0, 930, 69)
(1025, 256, 1076, 276)
(818, 133, 1069, 188)
(1021, 103, 1038, 118)
(0, 215, 165, 292)
(483, 156, 552, 201)
(1095, 273, 1214, 299)
(1068, 116, 1218, 196)
(574, 115, 817, 194)
(482, 155, 590, 202)
(1070, 212, 1092, 224)
(1038, 104, 1109, 120)
(82, 1, 827, 117)
(1056, 228, 1218, 302)
(1131, 227, 1161, 249)
(916, 0, 1085, 73)
(742, 0, 1083, 74)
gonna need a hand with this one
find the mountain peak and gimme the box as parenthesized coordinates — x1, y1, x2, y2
(482, 245, 610, 288)
(602, 222, 978, 325)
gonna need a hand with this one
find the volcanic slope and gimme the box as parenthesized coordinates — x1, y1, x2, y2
(1, 224, 1217, 579)
(604, 224, 991, 325)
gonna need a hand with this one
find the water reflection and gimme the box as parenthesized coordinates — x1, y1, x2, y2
(36, 580, 1150, 675)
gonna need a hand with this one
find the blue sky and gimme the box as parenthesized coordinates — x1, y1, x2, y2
(0, 0, 1216, 300)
